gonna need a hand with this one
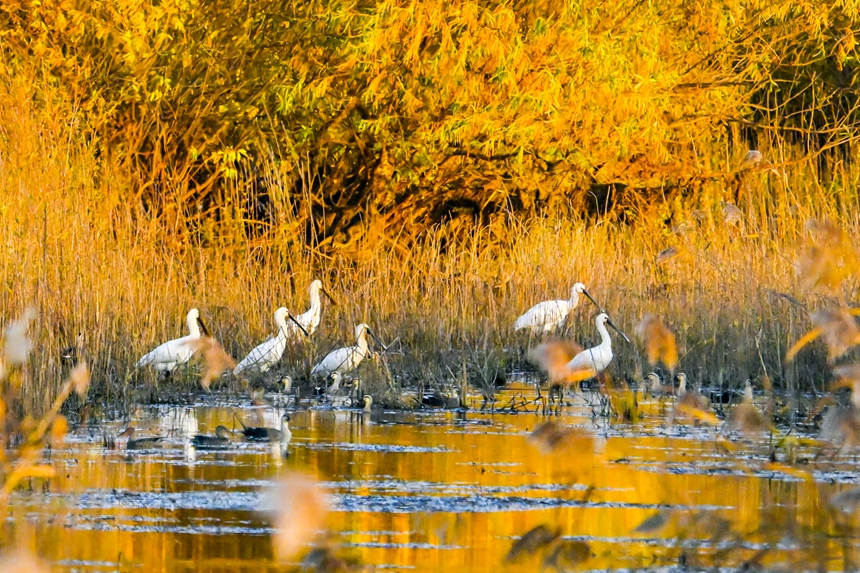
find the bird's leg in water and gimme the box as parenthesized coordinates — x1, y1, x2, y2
(353, 378, 363, 403)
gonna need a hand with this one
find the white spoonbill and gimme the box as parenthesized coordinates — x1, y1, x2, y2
(514, 283, 602, 333)
(311, 323, 372, 378)
(137, 308, 203, 373)
(233, 307, 291, 376)
(566, 313, 629, 378)
(291, 280, 334, 336)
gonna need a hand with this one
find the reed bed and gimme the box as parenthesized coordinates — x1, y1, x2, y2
(1, 78, 859, 416)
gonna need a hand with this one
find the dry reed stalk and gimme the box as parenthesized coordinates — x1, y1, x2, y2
(1, 75, 860, 409)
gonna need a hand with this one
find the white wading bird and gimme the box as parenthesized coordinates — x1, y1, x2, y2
(514, 283, 602, 334)
(233, 307, 292, 376)
(137, 308, 205, 373)
(311, 323, 372, 378)
(290, 280, 334, 336)
(566, 313, 629, 379)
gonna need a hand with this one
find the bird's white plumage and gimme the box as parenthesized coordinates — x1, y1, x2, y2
(290, 280, 324, 336)
(514, 283, 591, 333)
(566, 313, 621, 377)
(233, 307, 291, 376)
(137, 308, 202, 372)
(311, 323, 370, 377)
(326, 371, 343, 396)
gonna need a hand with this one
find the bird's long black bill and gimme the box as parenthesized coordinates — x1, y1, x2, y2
(229, 407, 248, 430)
(197, 317, 211, 337)
(607, 319, 631, 343)
(367, 329, 400, 352)
(321, 288, 338, 306)
(287, 313, 310, 337)
(582, 289, 606, 314)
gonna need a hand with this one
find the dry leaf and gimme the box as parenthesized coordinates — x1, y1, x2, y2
(543, 540, 591, 568)
(812, 308, 860, 361)
(830, 487, 860, 513)
(70, 362, 91, 399)
(739, 150, 762, 170)
(786, 327, 823, 362)
(634, 511, 671, 533)
(50, 415, 68, 447)
(796, 219, 858, 294)
(635, 316, 678, 371)
(762, 462, 813, 482)
(506, 524, 561, 563)
(0, 549, 51, 573)
(831, 364, 860, 408)
(528, 340, 595, 385)
(656, 246, 679, 265)
(191, 336, 237, 390)
(267, 472, 330, 561)
(675, 403, 720, 426)
(301, 546, 351, 573)
(820, 407, 860, 446)
(529, 421, 592, 454)
(4, 308, 35, 366)
(729, 396, 767, 437)
(722, 202, 743, 224)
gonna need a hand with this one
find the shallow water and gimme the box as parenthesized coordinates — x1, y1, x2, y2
(3, 382, 858, 572)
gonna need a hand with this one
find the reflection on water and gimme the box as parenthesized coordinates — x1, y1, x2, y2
(0, 382, 854, 571)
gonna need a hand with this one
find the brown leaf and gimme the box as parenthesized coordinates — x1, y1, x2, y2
(70, 362, 91, 399)
(831, 487, 860, 513)
(301, 547, 351, 573)
(529, 421, 592, 454)
(729, 392, 767, 437)
(3, 308, 35, 367)
(50, 415, 68, 447)
(811, 308, 860, 361)
(831, 364, 860, 408)
(656, 246, 679, 265)
(722, 202, 743, 224)
(528, 340, 595, 385)
(191, 336, 237, 390)
(635, 315, 678, 371)
(506, 524, 561, 563)
(821, 407, 860, 446)
(543, 540, 591, 568)
(634, 511, 671, 533)
(0, 549, 51, 573)
(796, 219, 858, 294)
(268, 472, 330, 561)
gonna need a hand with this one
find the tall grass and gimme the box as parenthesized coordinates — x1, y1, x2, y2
(1, 75, 859, 416)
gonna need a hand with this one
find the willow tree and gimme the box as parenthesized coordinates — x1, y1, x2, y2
(1, 0, 858, 246)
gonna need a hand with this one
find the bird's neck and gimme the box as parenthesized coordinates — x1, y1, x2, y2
(276, 317, 290, 338)
(187, 317, 201, 338)
(597, 323, 612, 348)
(357, 332, 369, 351)
(309, 288, 321, 310)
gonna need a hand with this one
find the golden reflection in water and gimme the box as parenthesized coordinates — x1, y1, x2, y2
(0, 392, 849, 572)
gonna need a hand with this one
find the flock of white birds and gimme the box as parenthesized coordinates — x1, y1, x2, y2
(136, 279, 628, 387)
(136, 279, 381, 381)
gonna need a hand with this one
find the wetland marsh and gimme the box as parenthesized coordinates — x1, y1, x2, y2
(4, 382, 857, 572)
